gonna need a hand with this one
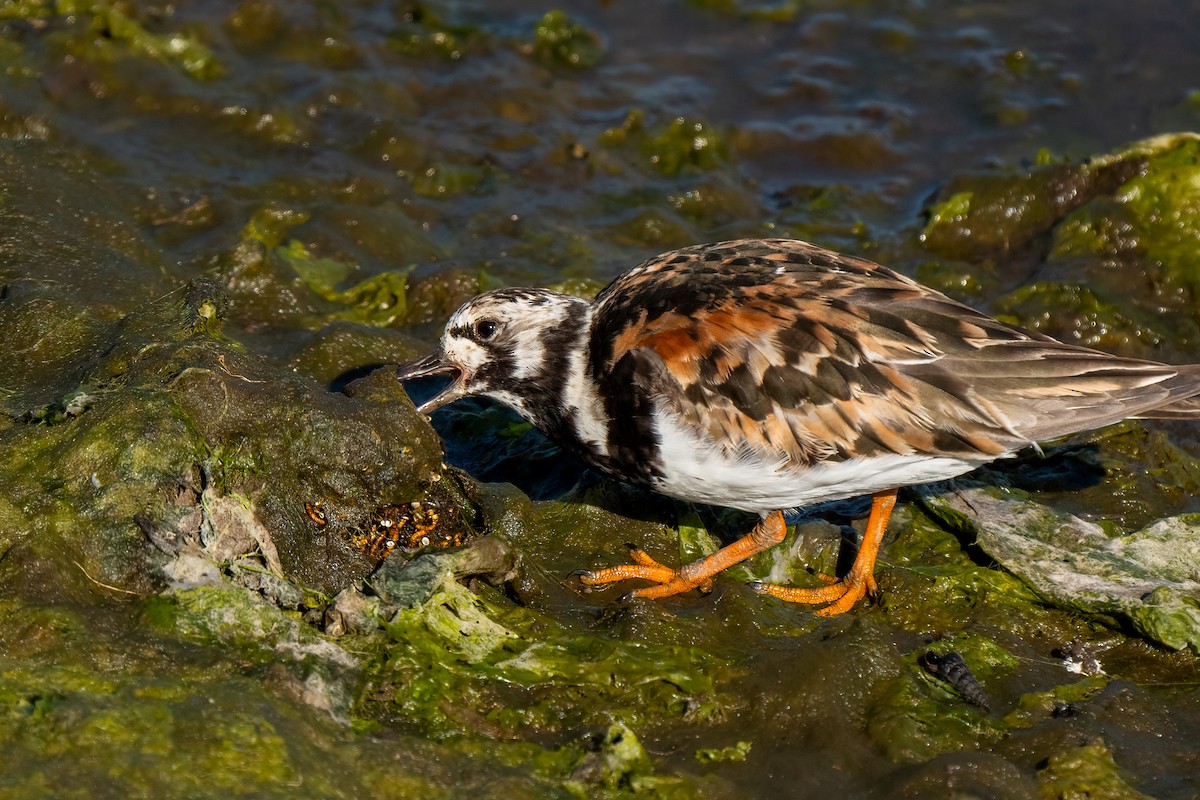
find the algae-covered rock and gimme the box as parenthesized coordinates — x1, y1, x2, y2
(919, 484, 1200, 652)
(923, 133, 1200, 352)
(0, 167, 472, 597)
(147, 584, 363, 721)
(366, 531, 727, 740)
(1037, 739, 1155, 800)
(921, 138, 1153, 262)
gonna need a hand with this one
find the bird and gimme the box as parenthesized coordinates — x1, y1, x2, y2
(395, 238, 1200, 615)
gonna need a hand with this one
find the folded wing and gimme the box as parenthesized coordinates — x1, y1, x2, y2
(589, 239, 1200, 468)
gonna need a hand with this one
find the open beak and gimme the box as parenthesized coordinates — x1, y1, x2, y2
(395, 353, 468, 414)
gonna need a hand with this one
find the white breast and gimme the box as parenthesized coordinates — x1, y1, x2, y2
(648, 406, 994, 513)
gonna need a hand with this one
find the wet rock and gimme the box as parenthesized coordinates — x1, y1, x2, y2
(885, 752, 1039, 800)
(919, 483, 1200, 652)
(1036, 739, 1154, 800)
(922, 133, 1200, 355)
(323, 586, 382, 637)
(150, 585, 362, 722)
(288, 320, 428, 389)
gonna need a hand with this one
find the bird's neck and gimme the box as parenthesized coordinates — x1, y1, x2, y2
(483, 298, 614, 463)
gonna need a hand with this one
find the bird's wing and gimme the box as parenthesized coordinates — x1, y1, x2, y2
(589, 239, 1200, 466)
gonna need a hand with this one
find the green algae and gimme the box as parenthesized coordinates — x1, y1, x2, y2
(530, 10, 603, 70)
(411, 161, 487, 197)
(1005, 675, 1109, 730)
(281, 240, 412, 327)
(922, 134, 1200, 352)
(645, 118, 728, 177)
(372, 557, 724, 740)
(75, 3, 223, 81)
(864, 632, 1017, 762)
(600, 110, 729, 177)
(991, 281, 1166, 351)
(1066, 135, 1200, 292)
(866, 666, 1006, 764)
(387, 2, 486, 61)
(223, 209, 477, 332)
(1037, 740, 1155, 800)
(694, 741, 751, 764)
(0, 1, 222, 80)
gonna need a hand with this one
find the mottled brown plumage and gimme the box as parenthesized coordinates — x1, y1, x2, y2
(397, 238, 1200, 614)
(590, 239, 1200, 471)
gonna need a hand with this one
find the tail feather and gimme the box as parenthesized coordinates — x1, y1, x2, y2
(1136, 396, 1200, 420)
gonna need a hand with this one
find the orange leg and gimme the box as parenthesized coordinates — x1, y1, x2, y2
(577, 510, 788, 599)
(751, 488, 897, 616)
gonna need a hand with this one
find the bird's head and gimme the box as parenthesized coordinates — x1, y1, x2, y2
(396, 287, 592, 416)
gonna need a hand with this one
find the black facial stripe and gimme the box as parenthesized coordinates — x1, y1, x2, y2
(476, 340, 516, 385)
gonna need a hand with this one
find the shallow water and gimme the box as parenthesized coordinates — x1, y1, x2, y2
(4, 1, 1200, 797)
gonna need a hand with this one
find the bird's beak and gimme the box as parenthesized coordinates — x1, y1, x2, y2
(396, 353, 468, 414)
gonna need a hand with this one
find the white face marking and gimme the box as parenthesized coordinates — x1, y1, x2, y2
(439, 335, 489, 378)
(510, 323, 547, 381)
(648, 406, 995, 513)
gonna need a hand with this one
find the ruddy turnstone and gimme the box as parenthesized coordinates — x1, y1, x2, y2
(396, 238, 1200, 615)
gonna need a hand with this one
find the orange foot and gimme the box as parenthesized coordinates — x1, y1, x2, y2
(576, 510, 788, 600)
(749, 488, 897, 616)
(575, 545, 714, 598)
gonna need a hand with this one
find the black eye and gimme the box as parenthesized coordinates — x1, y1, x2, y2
(474, 318, 499, 340)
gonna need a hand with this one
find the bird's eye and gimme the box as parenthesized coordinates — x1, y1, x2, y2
(474, 319, 499, 340)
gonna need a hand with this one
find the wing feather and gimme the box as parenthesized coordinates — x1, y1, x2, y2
(589, 239, 1200, 467)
